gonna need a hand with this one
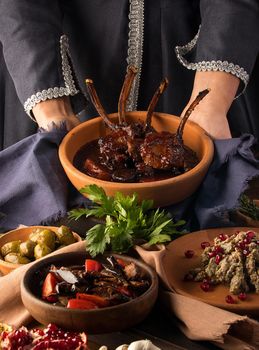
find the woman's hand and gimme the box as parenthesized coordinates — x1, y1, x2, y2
(32, 96, 80, 130)
(181, 100, 231, 139)
(182, 71, 240, 139)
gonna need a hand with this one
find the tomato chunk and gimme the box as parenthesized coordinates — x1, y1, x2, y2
(67, 298, 99, 310)
(42, 272, 58, 300)
(76, 293, 110, 307)
(116, 258, 127, 268)
(85, 259, 102, 272)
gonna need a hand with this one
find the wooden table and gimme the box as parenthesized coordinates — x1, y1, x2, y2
(87, 303, 219, 350)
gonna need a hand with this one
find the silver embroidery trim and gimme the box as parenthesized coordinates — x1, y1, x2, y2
(175, 26, 249, 96)
(24, 35, 79, 120)
(126, 0, 144, 111)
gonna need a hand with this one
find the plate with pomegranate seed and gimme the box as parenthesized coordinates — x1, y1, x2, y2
(162, 227, 259, 316)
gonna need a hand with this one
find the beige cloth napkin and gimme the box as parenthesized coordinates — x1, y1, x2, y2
(0, 241, 87, 326)
(0, 241, 259, 349)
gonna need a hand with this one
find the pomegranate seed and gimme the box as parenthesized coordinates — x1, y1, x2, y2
(243, 237, 251, 244)
(184, 250, 194, 258)
(46, 324, 59, 333)
(225, 295, 236, 304)
(243, 249, 250, 256)
(32, 328, 45, 336)
(237, 241, 246, 250)
(214, 246, 224, 254)
(184, 273, 194, 281)
(238, 292, 247, 301)
(200, 282, 210, 292)
(2, 331, 8, 340)
(218, 233, 227, 241)
(208, 251, 216, 258)
(5, 324, 87, 350)
(246, 231, 255, 239)
(202, 278, 211, 284)
(215, 254, 222, 264)
(7, 329, 32, 347)
(201, 241, 210, 249)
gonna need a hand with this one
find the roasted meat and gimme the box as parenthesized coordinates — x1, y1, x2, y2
(82, 66, 209, 182)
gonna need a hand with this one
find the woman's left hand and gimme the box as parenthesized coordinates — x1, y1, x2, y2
(181, 102, 231, 139)
(182, 70, 240, 139)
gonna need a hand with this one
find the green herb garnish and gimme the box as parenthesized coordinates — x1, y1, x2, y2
(239, 194, 259, 221)
(69, 184, 186, 256)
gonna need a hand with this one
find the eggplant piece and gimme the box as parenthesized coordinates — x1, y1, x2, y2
(124, 262, 139, 280)
(56, 281, 77, 294)
(129, 279, 150, 294)
(104, 256, 127, 278)
(111, 168, 136, 183)
(84, 158, 112, 181)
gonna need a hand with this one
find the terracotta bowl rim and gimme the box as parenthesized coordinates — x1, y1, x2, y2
(21, 251, 159, 314)
(59, 111, 214, 189)
(0, 226, 81, 270)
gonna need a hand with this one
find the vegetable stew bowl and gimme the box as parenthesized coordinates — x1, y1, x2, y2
(0, 226, 81, 275)
(59, 111, 214, 207)
(21, 251, 159, 334)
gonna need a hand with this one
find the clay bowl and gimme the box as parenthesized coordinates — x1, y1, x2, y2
(59, 111, 214, 207)
(0, 226, 81, 275)
(21, 251, 159, 333)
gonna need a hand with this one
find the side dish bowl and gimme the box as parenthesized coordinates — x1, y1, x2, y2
(0, 226, 81, 275)
(20, 251, 159, 333)
(59, 111, 214, 207)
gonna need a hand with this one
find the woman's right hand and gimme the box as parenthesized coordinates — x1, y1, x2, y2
(32, 96, 80, 131)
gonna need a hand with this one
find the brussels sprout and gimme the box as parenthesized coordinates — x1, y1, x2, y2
(56, 226, 76, 246)
(4, 253, 31, 264)
(36, 229, 56, 250)
(34, 243, 52, 259)
(29, 229, 42, 243)
(1, 241, 21, 257)
(19, 240, 37, 258)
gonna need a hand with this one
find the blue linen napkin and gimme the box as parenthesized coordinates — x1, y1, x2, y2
(0, 129, 258, 232)
(0, 127, 87, 232)
(194, 134, 259, 229)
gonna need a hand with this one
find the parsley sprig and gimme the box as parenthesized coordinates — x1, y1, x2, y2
(69, 185, 186, 257)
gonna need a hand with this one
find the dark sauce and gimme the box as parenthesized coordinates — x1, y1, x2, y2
(73, 139, 199, 183)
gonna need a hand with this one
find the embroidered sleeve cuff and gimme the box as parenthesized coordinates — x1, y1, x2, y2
(175, 26, 249, 97)
(24, 35, 79, 120)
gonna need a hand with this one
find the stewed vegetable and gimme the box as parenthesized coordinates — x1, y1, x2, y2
(41, 256, 151, 309)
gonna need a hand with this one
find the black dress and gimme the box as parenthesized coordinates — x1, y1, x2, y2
(0, 0, 258, 150)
